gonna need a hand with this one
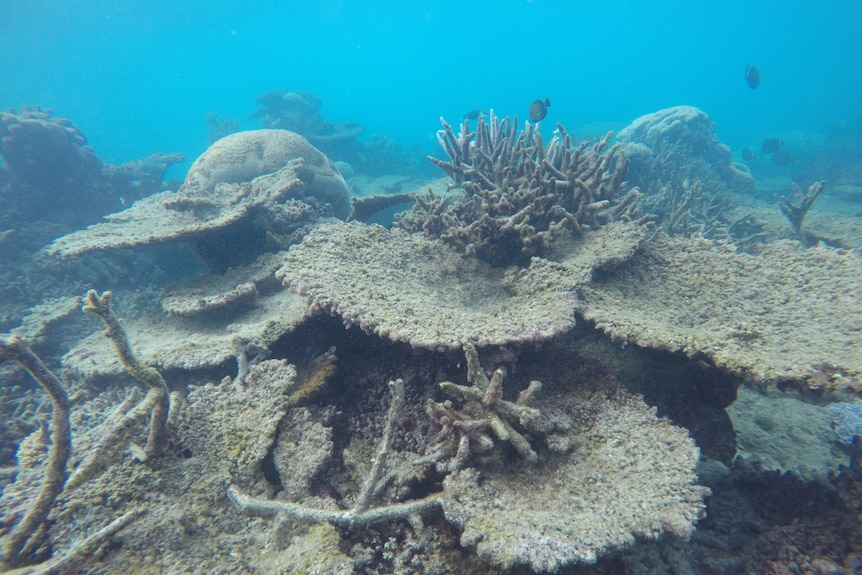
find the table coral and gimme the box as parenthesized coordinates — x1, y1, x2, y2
(440, 371, 709, 572)
(48, 130, 349, 271)
(278, 219, 649, 349)
(579, 233, 862, 390)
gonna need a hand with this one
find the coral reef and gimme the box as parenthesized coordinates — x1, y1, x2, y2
(49, 130, 349, 271)
(249, 89, 364, 158)
(440, 369, 709, 572)
(0, 107, 182, 239)
(579, 232, 862, 390)
(617, 106, 760, 244)
(617, 106, 755, 198)
(0, 106, 102, 201)
(400, 112, 643, 266)
(277, 220, 648, 349)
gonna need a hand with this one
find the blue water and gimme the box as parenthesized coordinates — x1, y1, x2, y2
(3, 0, 861, 174)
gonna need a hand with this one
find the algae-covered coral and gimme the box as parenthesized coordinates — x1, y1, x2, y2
(398, 112, 645, 265)
(3, 101, 862, 575)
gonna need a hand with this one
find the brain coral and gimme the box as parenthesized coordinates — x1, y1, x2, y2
(184, 129, 350, 219)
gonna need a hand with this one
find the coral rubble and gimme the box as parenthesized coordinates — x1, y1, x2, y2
(400, 112, 644, 266)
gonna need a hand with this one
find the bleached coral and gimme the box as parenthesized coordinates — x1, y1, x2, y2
(440, 375, 709, 572)
(401, 112, 644, 266)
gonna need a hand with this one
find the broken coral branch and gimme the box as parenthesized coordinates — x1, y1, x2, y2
(775, 180, 827, 240)
(229, 379, 442, 530)
(0, 334, 71, 565)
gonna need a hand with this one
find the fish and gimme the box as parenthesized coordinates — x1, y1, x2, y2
(761, 137, 783, 154)
(463, 109, 484, 121)
(746, 65, 761, 89)
(529, 98, 551, 123)
(741, 147, 757, 162)
(771, 151, 794, 165)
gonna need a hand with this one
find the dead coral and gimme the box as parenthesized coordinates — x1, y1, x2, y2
(277, 221, 582, 349)
(439, 369, 709, 572)
(279, 219, 650, 350)
(424, 344, 551, 470)
(399, 111, 643, 266)
(579, 233, 862, 389)
(48, 130, 349, 271)
(774, 180, 827, 241)
(0, 334, 71, 566)
(229, 379, 443, 530)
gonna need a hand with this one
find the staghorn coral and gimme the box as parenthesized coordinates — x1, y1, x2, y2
(774, 180, 827, 241)
(424, 344, 552, 470)
(79, 290, 169, 463)
(0, 334, 71, 566)
(399, 111, 644, 266)
(229, 379, 443, 530)
(0, 335, 144, 573)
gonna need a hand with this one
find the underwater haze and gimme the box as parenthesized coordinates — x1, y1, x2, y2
(4, 2, 862, 574)
(2, 0, 861, 169)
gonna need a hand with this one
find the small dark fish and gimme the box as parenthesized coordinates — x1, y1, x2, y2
(746, 64, 761, 89)
(761, 137, 783, 154)
(529, 98, 551, 123)
(741, 147, 757, 162)
(771, 151, 794, 165)
(463, 109, 484, 121)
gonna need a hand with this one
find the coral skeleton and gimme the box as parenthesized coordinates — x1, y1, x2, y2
(0, 334, 141, 571)
(424, 344, 550, 470)
(65, 290, 171, 492)
(401, 111, 643, 265)
(774, 180, 827, 239)
(229, 379, 442, 530)
(0, 334, 71, 565)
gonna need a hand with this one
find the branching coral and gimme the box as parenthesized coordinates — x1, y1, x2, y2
(0, 334, 71, 565)
(423, 344, 551, 471)
(0, 334, 143, 572)
(228, 379, 442, 530)
(775, 180, 827, 241)
(399, 111, 644, 265)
